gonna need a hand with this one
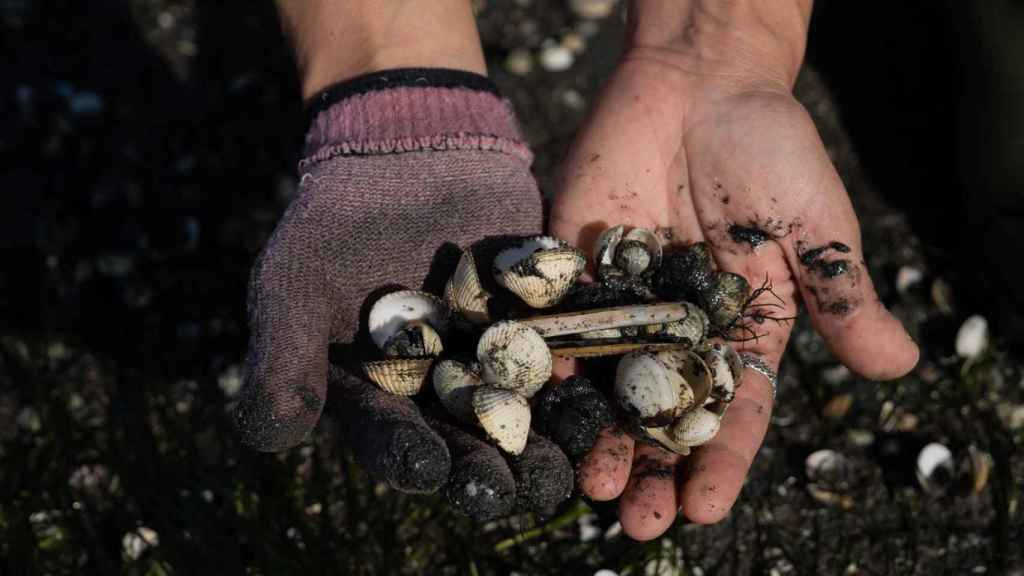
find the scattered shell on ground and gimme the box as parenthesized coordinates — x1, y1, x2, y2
(955, 315, 989, 360)
(931, 277, 955, 315)
(822, 394, 853, 420)
(538, 42, 574, 72)
(473, 386, 530, 455)
(381, 320, 443, 358)
(916, 442, 955, 495)
(445, 249, 492, 325)
(363, 358, 434, 396)
(965, 445, 993, 495)
(504, 47, 533, 77)
(560, 32, 585, 55)
(433, 359, 484, 423)
(476, 321, 552, 398)
(805, 449, 850, 486)
(895, 265, 924, 294)
(493, 236, 586, 308)
(669, 407, 720, 447)
(569, 0, 618, 19)
(368, 290, 448, 350)
(996, 403, 1024, 430)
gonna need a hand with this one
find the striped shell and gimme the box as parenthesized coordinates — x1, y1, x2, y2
(473, 386, 531, 455)
(381, 320, 444, 358)
(444, 249, 491, 325)
(432, 359, 484, 423)
(493, 236, 586, 308)
(363, 357, 434, 396)
(700, 271, 751, 329)
(476, 321, 552, 398)
(368, 290, 448, 351)
(700, 342, 743, 404)
(669, 407, 721, 447)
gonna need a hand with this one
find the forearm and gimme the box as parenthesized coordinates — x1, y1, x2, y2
(277, 0, 486, 100)
(627, 0, 813, 89)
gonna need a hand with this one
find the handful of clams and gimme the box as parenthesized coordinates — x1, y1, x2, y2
(360, 226, 756, 457)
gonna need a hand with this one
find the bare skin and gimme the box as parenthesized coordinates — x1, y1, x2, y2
(551, 0, 920, 540)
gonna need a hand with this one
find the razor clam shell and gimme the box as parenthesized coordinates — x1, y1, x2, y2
(432, 359, 484, 423)
(476, 321, 552, 398)
(368, 290, 448, 350)
(363, 357, 434, 396)
(615, 351, 692, 426)
(382, 320, 444, 358)
(669, 407, 721, 447)
(444, 249, 491, 325)
(496, 246, 587, 308)
(547, 339, 689, 358)
(473, 386, 531, 455)
(520, 302, 701, 338)
(594, 225, 625, 277)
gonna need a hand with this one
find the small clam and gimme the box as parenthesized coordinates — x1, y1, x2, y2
(381, 320, 443, 358)
(641, 425, 690, 456)
(594, 225, 625, 276)
(700, 271, 750, 329)
(669, 407, 721, 447)
(477, 321, 552, 398)
(700, 342, 743, 404)
(493, 236, 586, 308)
(363, 357, 435, 396)
(445, 249, 492, 325)
(473, 386, 531, 455)
(640, 301, 708, 345)
(368, 290, 448, 351)
(432, 359, 484, 423)
(614, 350, 710, 427)
(595, 226, 662, 278)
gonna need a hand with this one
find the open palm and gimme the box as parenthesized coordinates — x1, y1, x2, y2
(550, 52, 919, 540)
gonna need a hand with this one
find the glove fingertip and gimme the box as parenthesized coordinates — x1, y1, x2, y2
(511, 432, 574, 517)
(233, 368, 326, 452)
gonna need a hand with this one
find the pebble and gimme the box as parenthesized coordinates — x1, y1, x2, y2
(996, 403, 1024, 430)
(916, 442, 954, 495)
(561, 32, 586, 54)
(122, 527, 159, 560)
(560, 89, 585, 110)
(569, 0, 618, 19)
(805, 449, 848, 484)
(955, 315, 989, 359)
(504, 48, 533, 77)
(538, 43, 574, 72)
(895, 265, 924, 294)
(821, 394, 852, 420)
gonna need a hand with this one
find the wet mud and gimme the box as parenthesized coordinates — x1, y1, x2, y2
(532, 375, 613, 463)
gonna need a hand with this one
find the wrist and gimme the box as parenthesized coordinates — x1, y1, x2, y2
(626, 0, 812, 91)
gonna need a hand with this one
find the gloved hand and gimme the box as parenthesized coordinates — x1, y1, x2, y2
(233, 69, 573, 520)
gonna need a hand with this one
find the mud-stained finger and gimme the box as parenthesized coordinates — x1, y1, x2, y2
(578, 426, 635, 501)
(618, 443, 681, 541)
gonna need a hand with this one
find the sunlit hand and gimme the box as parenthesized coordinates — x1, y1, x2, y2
(550, 2, 919, 540)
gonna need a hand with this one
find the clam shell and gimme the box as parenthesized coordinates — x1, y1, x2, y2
(477, 321, 552, 398)
(640, 301, 708, 345)
(701, 271, 751, 329)
(382, 320, 444, 358)
(594, 225, 625, 278)
(614, 351, 692, 427)
(579, 327, 624, 339)
(615, 228, 662, 276)
(640, 425, 691, 456)
(368, 290, 448, 350)
(655, 349, 713, 410)
(701, 342, 743, 403)
(445, 250, 491, 325)
(669, 407, 721, 446)
(432, 359, 484, 423)
(494, 236, 586, 308)
(363, 357, 434, 396)
(473, 386, 531, 455)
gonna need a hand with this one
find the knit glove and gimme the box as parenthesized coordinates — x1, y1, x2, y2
(233, 69, 573, 520)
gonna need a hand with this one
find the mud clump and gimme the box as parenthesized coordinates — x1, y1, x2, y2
(728, 224, 771, 248)
(532, 375, 613, 463)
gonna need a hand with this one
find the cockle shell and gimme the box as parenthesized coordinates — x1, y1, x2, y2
(700, 342, 743, 404)
(476, 321, 552, 398)
(432, 359, 484, 423)
(445, 249, 492, 325)
(595, 226, 662, 278)
(614, 349, 711, 427)
(472, 386, 531, 455)
(493, 236, 586, 308)
(363, 357, 435, 396)
(701, 271, 751, 329)
(669, 407, 721, 447)
(368, 290, 448, 351)
(640, 301, 708, 346)
(382, 320, 444, 358)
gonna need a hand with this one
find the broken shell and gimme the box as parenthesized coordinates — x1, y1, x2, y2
(594, 225, 625, 277)
(916, 442, 955, 496)
(655, 349, 713, 408)
(493, 236, 586, 308)
(955, 315, 988, 360)
(432, 359, 484, 423)
(476, 321, 552, 398)
(363, 357, 434, 396)
(701, 271, 750, 329)
(640, 301, 708, 345)
(615, 351, 690, 426)
(805, 449, 850, 485)
(614, 228, 662, 276)
(445, 249, 492, 325)
(669, 407, 721, 447)
(381, 320, 443, 358)
(473, 386, 531, 455)
(701, 342, 743, 403)
(368, 290, 448, 350)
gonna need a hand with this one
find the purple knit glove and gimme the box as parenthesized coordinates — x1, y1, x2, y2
(233, 70, 572, 520)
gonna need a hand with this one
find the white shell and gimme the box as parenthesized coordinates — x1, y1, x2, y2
(640, 302, 708, 345)
(493, 236, 586, 308)
(641, 425, 690, 456)
(368, 290, 448, 350)
(579, 327, 624, 339)
(669, 407, 721, 447)
(569, 0, 617, 19)
(615, 228, 662, 275)
(363, 357, 434, 396)
(445, 250, 492, 325)
(594, 225, 625, 277)
(614, 351, 691, 425)
(701, 342, 743, 403)
(655, 349, 713, 409)
(805, 449, 849, 484)
(473, 386, 531, 455)
(476, 321, 552, 398)
(916, 442, 955, 495)
(433, 359, 484, 423)
(955, 315, 988, 359)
